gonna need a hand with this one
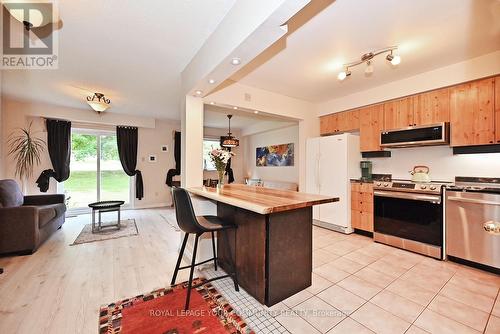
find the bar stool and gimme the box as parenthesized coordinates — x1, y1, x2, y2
(170, 187, 239, 310)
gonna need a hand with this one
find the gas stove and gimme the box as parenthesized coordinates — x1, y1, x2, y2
(373, 179, 450, 195)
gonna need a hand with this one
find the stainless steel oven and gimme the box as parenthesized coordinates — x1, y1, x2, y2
(373, 180, 446, 259)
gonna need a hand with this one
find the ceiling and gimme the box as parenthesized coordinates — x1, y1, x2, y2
(1, 0, 236, 119)
(233, 0, 500, 102)
(204, 104, 296, 134)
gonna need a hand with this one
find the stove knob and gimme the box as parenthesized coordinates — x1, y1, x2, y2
(430, 185, 436, 190)
(376, 182, 382, 186)
(383, 183, 389, 187)
(420, 185, 427, 190)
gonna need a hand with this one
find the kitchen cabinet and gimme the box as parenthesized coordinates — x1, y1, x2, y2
(495, 76, 500, 144)
(413, 88, 450, 126)
(384, 97, 414, 130)
(320, 110, 360, 135)
(359, 104, 384, 152)
(351, 182, 373, 232)
(450, 78, 495, 147)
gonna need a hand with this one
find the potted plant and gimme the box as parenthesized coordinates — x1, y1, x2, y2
(7, 122, 45, 189)
(209, 148, 234, 189)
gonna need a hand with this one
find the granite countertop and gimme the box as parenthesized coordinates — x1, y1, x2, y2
(351, 174, 392, 183)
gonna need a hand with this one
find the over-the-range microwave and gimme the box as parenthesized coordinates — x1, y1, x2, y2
(380, 122, 450, 148)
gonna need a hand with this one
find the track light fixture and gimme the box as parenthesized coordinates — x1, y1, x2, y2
(337, 46, 401, 80)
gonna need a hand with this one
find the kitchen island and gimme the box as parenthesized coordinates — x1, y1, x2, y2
(187, 184, 338, 306)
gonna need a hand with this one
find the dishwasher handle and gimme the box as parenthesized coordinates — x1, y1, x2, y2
(447, 196, 500, 206)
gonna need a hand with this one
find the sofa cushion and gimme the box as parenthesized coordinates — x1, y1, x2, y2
(0, 179, 24, 208)
(38, 203, 66, 228)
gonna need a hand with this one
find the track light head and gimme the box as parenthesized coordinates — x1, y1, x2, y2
(337, 68, 351, 81)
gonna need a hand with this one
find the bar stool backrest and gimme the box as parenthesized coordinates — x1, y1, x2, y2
(172, 187, 204, 234)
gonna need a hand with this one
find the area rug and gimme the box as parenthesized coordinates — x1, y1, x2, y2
(71, 219, 138, 245)
(99, 278, 253, 334)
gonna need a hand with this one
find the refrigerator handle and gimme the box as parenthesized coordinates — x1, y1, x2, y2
(316, 153, 321, 191)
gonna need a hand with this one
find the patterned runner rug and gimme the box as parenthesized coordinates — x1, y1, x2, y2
(71, 219, 138, 245)
(99, 278, 253, 334)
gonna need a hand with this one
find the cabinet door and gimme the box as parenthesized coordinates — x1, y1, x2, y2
(496, 77, 500, 144)
(360, 104, 384, 152)
(413, 88, 450, 126)
(320, 114, 338, 135)
(384, 97, 414, 130)
(450, 78, 495, 146)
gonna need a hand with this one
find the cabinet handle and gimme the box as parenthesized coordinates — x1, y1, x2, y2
(490, 141, 494, 144)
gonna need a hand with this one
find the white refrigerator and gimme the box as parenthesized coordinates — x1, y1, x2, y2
(306, 133, 361, 233)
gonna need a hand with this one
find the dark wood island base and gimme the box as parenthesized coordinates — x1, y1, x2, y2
(216, 202, 312, 306)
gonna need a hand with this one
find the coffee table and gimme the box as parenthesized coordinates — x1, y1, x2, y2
(88, 201, 125, 233)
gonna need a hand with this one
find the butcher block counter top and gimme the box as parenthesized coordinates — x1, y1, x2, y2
(187, 184, 338, 215)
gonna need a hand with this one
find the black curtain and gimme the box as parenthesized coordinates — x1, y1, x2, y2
(36, 119, 71, 192)
(117, 126, 143, 200)
(166, 131, 181, 186)
(220, 139, 235, 184)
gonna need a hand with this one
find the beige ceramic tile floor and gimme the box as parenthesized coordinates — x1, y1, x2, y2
(275, 225, 500, 334)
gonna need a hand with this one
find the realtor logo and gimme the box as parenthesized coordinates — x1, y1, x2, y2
(1, 0, 59, 69)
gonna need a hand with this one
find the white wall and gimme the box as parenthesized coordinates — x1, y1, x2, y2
(1, 97, 180, 208)
(206, 82, 319, 191)
(318, 51, 500, 115)
(243, 125, 299, 183)
(203, 126, 244, 184)
(368, 146, 500, 182)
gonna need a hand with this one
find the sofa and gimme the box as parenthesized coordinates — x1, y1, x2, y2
(0, 179, 66, 255)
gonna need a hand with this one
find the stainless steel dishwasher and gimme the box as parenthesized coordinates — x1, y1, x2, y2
(445, 177, 500, 271)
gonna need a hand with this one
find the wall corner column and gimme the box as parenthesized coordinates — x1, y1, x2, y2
(181, 95, 204, 188)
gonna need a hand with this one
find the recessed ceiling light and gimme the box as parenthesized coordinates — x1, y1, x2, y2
(210, 101, 216, 105)
(195, 90, 203, 95)
(254, 110, 259, 114)
(233, 106, 238, 110)
(208, 79, 216, 84)
(231, 57, 241, 65)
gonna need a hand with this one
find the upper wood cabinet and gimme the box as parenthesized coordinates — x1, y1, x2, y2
(383, 97, 414, 130)
(360, 104, 384, 152)
(495, 76, 500, 144)
(320, 109, 360, 135)
(450, 78, 495, 147)
(413, 88, 450, 126)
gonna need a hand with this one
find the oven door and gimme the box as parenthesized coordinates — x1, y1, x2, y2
(374, 190, 443, 247)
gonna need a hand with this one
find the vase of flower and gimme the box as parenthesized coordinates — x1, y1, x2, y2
(209, 148, 234, 191)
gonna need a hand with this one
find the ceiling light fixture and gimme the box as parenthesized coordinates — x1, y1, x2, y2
(195, 90, 203, 96)
(254, 110, 259, 114)
(231, 57, 241, 65)
(221, 115, 239, 148)
(337, 46, 401, 80)
(210, 101, 216, 105)
(208, 79, 216, 84)
(337, 68, 351, 81)
(365, 61, 374, 75)
(86, 93, 111, 114)
(233, 106, 238, 110)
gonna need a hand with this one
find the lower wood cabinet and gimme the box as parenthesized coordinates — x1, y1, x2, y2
(351, 182, 373, 232)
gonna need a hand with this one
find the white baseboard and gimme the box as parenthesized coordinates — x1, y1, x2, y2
(132, 203, 171, 210)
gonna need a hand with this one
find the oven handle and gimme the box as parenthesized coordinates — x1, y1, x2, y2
(447, 196, 500, 206)
(374, 190, 441, 203)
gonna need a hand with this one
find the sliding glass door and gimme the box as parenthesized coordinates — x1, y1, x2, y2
(63, 130, 131, 211)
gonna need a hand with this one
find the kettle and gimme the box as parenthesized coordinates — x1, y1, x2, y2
(410, 165, 431, 183)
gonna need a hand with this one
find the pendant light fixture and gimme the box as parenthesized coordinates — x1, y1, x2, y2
(86, 92, 111, 113)
(221, 115, 239, 148)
